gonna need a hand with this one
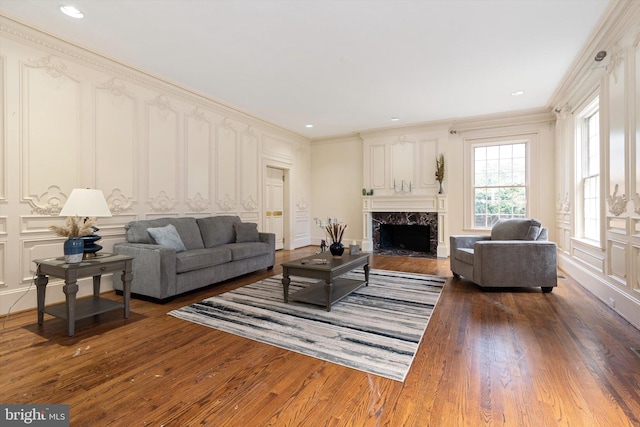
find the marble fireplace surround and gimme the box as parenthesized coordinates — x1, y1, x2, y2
(362, 196, 449, 258)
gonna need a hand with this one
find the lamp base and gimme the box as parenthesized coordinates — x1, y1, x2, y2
(81, 235, 103, 258)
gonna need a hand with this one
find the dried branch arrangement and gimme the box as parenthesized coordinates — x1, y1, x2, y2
(49, 216, 96, 238)
(435, 153, 445, 183)
(325, 222, 347, 244)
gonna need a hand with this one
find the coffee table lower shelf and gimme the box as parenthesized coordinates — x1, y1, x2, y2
(290, 278, 366, 310)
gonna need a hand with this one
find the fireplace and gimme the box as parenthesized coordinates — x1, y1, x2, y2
(361, 195, 449, 258)
(380, 224, 430, 253)
(372, 212, 438, 258)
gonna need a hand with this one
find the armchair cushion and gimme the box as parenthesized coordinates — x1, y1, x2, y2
(491, 218, 543, 241)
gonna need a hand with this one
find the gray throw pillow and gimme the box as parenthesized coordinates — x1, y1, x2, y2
(235, 222, 259, 243)
(147, 224, 187, 252)
(525, 219, 543, 240)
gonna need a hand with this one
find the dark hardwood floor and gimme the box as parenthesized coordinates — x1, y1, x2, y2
(1, 247, 639, 426)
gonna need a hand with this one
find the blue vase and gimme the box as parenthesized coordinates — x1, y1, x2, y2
(63, 237, 84, 263)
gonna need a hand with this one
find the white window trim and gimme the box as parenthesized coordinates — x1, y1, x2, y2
(463, 135, 532, 231)
(574, 93, 603, 248)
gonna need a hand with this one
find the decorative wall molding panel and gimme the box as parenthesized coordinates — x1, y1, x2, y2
(26, 186, 67, 216)
(0, 17, 310, 315)
(106, 189, 135, 215)
(607, 184, 628, 216)
(555, 1, 640, 328)
(0, 55, 5, 201)
(0, 242, 5, 287)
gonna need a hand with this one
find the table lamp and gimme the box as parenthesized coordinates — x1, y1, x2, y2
(59, 188, 112, 258)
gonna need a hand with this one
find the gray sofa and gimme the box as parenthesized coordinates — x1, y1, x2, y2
(112, 216, 275, 300)
(450, 218, 557, 292)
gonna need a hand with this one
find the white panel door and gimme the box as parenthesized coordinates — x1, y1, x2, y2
(265, 167, 284, 250)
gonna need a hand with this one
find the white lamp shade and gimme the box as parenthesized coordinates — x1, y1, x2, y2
(59, 189, 112, 217)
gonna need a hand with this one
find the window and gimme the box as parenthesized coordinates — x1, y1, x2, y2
(473, 142, 527, 228)
(578, 100, 600, 243)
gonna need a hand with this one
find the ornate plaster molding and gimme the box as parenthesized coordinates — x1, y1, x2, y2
(97, 78, 133, 98)
(106, 189, 134, 214)
(27, 185, 67, 216)
(147, 191, 176, 212)
(241, 195, 258, 211)
(28, 55, 78, 80)
(605, 45, 625, 83)
(393, 135, 415, 145)
(296, 198, 309, 211)
(557, 193, 571, 214)
(633, 193, 640, 215)
(187, 192, 208, 212)
(216, 194, 235, 212)
(553, 104, 572, 120)
(606, 184, 627, 216)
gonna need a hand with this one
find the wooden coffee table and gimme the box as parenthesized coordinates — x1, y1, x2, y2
(281, 251, 370, 311)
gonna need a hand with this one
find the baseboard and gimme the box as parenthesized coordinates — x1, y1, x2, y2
(559, 254, 640, 330)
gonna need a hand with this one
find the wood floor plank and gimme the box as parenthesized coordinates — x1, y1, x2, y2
(1, 247, 639, 426)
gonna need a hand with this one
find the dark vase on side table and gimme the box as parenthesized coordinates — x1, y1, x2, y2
(329, 242, 344, 257)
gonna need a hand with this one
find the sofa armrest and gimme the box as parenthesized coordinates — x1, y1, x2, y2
(473, 240, 557, 287)
(450, 235, 491, 251)
(113, 242, 177, 299)
(259, 232, 276, 268)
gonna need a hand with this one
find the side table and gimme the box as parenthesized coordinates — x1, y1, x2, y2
(33, 253, 133, 336)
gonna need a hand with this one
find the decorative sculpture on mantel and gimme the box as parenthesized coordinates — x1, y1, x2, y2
(606, 184, 627, 216)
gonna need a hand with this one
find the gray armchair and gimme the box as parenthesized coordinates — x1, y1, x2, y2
(450, 218, 557, 292)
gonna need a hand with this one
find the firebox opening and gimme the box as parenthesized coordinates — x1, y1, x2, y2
(380, 224, 430, 253)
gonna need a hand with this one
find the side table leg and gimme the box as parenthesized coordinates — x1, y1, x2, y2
(92, 275, 101, 296)
(121, 260, 133, 319)
(63, 279, 79, 337)
(35, 274, 48, 326)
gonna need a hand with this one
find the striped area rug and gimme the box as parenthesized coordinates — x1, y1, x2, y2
(168, 269, 445, 382)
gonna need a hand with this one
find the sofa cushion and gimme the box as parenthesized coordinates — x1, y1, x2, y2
(455, 247, 475, 265)
(147, 224, 187, 253)
(491, 218, 543, 241)
(125, 217, 205, 250)
(224, 242, 271, 261)
(175, 247, 232, 273)
(197, 216, 241, 247)
(235, 222, 259, 243)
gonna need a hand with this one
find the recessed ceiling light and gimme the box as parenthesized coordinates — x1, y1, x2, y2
(511, 90, 525, 96)
(60, 5, 84, 19)
(305, 124, 314, 128)
(390, 117, 400, 122)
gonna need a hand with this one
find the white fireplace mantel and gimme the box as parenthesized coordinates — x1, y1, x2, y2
(361, 195, 449, 258)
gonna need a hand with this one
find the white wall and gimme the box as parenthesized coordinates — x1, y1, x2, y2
(310, 135, 363, 245)
(310, 111, 557, 252)
(551, 1, 640, 328)
(0, 16, 311, 315)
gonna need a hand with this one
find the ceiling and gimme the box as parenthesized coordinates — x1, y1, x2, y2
(0, 0, 610, 138)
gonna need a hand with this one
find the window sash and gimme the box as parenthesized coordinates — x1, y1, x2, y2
(472, 142, 528, 229)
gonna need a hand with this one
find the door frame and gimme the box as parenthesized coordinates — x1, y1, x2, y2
(263, 160, 293, 250)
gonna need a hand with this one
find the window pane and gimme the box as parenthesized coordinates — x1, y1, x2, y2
(581, 105, 600, 243)
(472, 141, 528, 228)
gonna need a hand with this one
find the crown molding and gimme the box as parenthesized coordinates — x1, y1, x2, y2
(0, 13, 309, 143)
(548, 0, 640, 109)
